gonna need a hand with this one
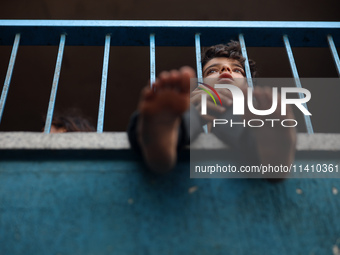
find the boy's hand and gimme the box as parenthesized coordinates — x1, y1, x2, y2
(190, 85, 234, 124)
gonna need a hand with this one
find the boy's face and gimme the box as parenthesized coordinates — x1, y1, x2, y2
(50, 125, 66, 133)
(202, 57, 247, 88)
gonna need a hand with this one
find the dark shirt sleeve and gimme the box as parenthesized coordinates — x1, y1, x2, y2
(127, 109, 199, 155)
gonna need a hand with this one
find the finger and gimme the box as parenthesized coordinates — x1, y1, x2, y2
(218, 94, 233, 107)
(201, 114, 216, 123)
(190, 95, 202, 107)
(194, 103, 218, 125)
(190, 90, 233, 110)
(190, 89, 213, 105)
(151, 77, 161, 92)
(195, 101, 225, 115)
(140, 86, 154, 101)
(205, 100, 226, 115)
(179, 66, 196, 93)
(158, 71, 171, 90)
(191, 84, 206, 94)
(168, 70, 181, 90)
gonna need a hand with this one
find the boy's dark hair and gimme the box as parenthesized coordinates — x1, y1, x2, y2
(48, 109, 95, 132)
(202, 41, 257, 77)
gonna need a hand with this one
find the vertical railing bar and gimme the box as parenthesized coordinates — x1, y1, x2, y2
(238, 34, 254, 89)
(195, 33, 203, 84)
(195, 33, 208, 133)
(44, 34, 66, 134)
(97, 34, 111, 133)
(327, 35, 340, 77)
(149, 34, 156, 87)
(0, 33, 20, 125)
(283, 34, 314, 134)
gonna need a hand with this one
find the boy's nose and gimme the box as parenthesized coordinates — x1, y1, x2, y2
(220, 66, 232, 74)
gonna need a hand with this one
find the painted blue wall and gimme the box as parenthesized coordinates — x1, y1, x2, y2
(0, 150, 339, 255)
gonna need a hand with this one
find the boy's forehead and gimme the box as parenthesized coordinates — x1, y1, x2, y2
(203, 57, 242, 70)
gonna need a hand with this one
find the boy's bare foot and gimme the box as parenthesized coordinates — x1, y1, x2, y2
(246, 87, 297, 180)
(137, 66, 195, 173)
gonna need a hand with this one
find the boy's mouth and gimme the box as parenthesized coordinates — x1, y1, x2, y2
(218, 73, 234, 83)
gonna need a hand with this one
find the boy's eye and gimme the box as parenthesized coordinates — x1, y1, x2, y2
(234, 69, 245, 75)
(206, 69, 218, 75)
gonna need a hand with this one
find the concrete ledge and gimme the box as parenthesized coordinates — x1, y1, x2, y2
(0, 132, 130, 149)
(0, 132, 340, 151)
(191, 133, 340, 151)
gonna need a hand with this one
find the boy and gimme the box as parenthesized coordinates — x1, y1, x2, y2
(46, 109, 95, 133)
(128, 41, 296, 176)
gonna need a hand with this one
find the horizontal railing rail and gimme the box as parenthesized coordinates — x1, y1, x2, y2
(0, 20, 340, 46)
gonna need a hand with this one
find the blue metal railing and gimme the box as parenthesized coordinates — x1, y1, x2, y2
(97, 34, 111, 133)
(44, 34, 66, 134)
(0, 33, 20, 127)
(283, 34, 314, 133)
(1, 20, 340, 133)
(149, 33, 156, 87)
(238, 34, 254, 89)
(328, 35, 340, 76)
